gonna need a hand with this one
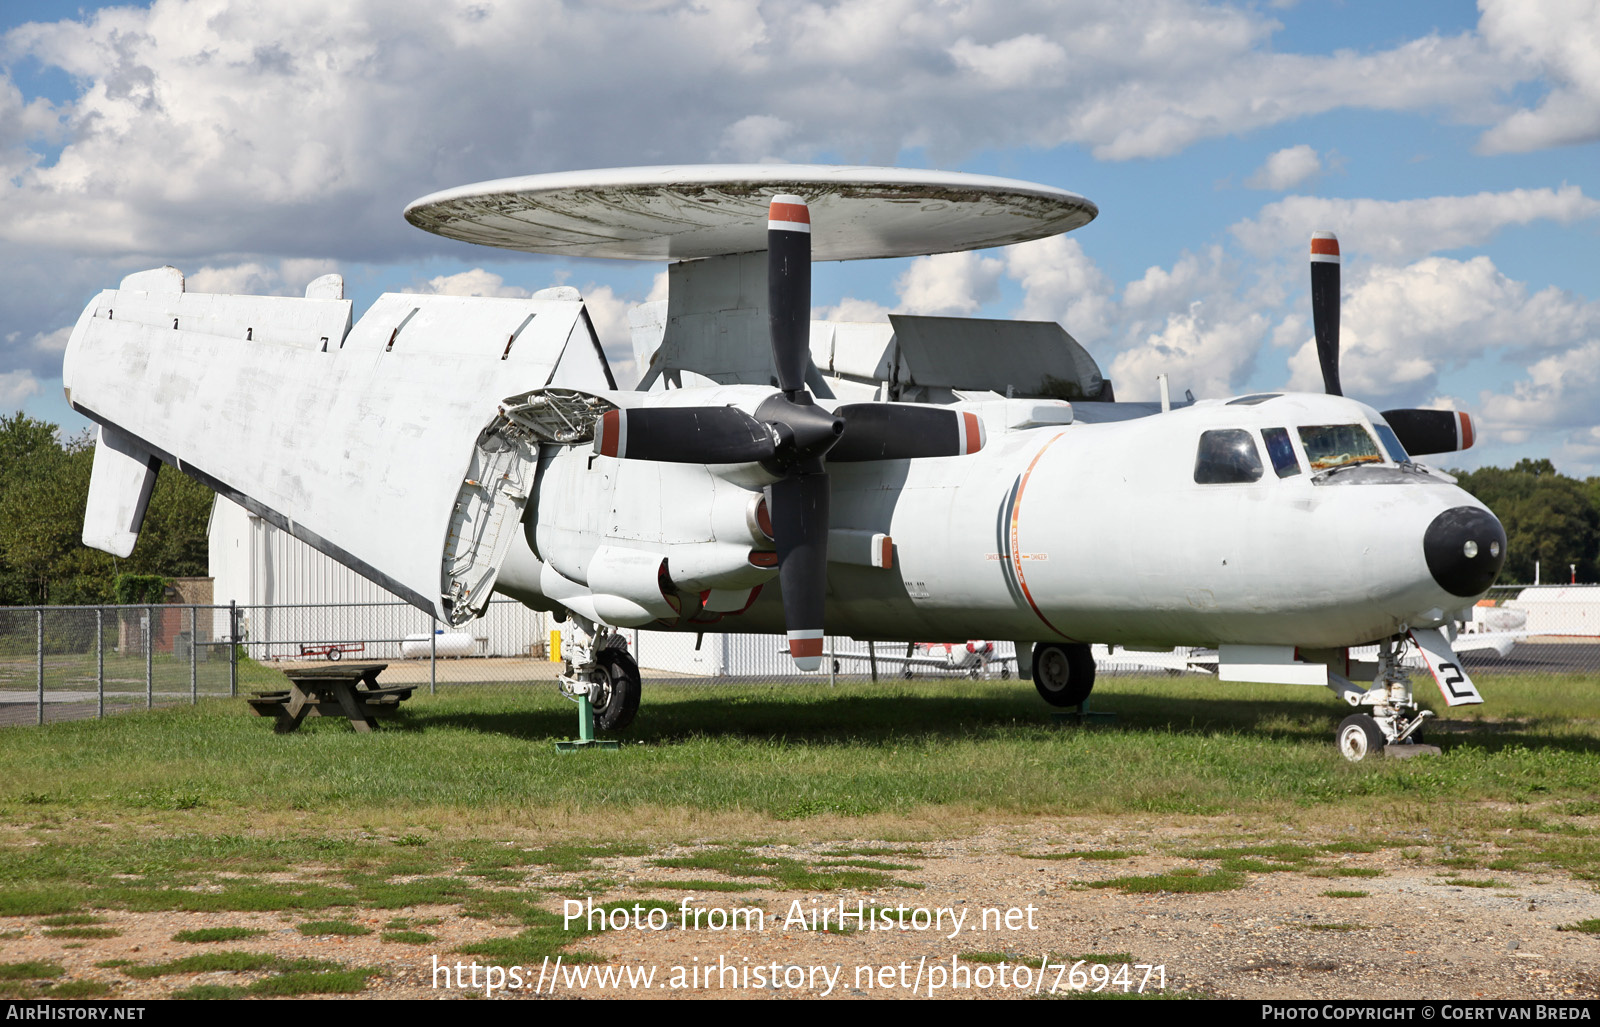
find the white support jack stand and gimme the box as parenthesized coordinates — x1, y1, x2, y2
(553, 617, 635, 753)
(1326, 634, 1439, 761)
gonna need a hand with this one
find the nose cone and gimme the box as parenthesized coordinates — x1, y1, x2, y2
(1423, 506, 1507, 598)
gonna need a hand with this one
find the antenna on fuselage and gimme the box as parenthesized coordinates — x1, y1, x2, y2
(1157, 373, 1171, 413)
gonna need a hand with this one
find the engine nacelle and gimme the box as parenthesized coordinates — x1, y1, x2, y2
(587, 545, 680, 626)
(663, 541, 776, 593)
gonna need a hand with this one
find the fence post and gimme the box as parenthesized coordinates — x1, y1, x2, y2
(828, 635, 835, 687)
(97, 608, 105, 719)
(36, 608, 44, 726)
(189, 605, 198, 704)
(430, 616, 437, 696)
(145, 605, 154, 709)
(868, 641, 878, 683)
(229, 601, 238, 698)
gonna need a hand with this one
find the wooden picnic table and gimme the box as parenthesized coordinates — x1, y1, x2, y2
(247, 663, 414, 733)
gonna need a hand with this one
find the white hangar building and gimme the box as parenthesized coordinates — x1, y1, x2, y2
(207, 495, 547, 661)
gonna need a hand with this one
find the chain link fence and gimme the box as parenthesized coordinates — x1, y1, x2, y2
(0, 598, 553, 726)
(0, 604, 230, 726)
(4, 584, 1597, 727)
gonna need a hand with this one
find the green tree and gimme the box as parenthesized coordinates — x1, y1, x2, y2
(0, 414, 214, 605)
(1454, 460, 1600, 584)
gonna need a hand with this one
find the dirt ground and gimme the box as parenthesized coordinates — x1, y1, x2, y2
(5, 820, 1599, 1001)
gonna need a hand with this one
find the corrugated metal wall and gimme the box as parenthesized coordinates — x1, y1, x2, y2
(210, 497, 545, 659)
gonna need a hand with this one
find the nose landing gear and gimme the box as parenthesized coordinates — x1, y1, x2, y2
(1327, 635, 1436, 762)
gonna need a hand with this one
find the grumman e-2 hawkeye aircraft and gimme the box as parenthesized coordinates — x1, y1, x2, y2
(60, 165, 1507, 760)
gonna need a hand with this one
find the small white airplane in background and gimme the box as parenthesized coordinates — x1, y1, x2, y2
(830, 641, 1017, 679)
(61, 165, 1509, 760)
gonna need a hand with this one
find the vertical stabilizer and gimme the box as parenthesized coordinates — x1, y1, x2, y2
(82, 425, 161, 558)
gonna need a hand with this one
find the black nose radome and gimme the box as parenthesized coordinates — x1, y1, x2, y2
(1424, 506, 1507, 598)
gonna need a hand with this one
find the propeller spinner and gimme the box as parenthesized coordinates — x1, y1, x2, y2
(1308, 231, 1475, 458)
(594, 195, 986, 668)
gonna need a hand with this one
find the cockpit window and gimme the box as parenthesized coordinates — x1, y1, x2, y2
(1194, 429, 1264, 484)
(1261, 427, 1302, 478)
(1372, 423, 1411, 464)
(1297, 424, 1384, 472)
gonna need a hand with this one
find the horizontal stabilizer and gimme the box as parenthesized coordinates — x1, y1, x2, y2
(82, 425, 161, 558)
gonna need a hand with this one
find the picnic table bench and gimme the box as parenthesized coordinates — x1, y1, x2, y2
(247, 663, 414, 733)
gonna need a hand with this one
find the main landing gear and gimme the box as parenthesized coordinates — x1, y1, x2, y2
(1031, 642, 1096, 708)
(554, 618, 640, 750)
(1327, 635, 1435, 762)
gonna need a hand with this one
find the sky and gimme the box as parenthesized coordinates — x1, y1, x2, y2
(1, 0, 1597, 473)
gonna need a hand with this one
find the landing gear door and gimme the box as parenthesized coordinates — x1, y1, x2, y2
(1408, 627, 1484, 707)
(439, 389, 618, 624)
(440, 415, 541, 625)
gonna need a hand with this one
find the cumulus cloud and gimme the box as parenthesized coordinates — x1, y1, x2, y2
(581, 270, 668, 386)
(0, 370, 41, 407)
(1232, 185, 1600, 262)
(187, 259, 340, 297)
(1004, 236, 1115, 345)
(1480, 340, 1600, 432)
(895, 251, 1004, 316)
(3, 0, 1599, 464)
(714, 115, 796, 162)
(1561, 424, 1600, 473)
(406, 268, 530, 299)
(1121, 246, 1238, 319)
(1282, 255, 1600, 402)
(0, 0, 1567, 267)
(1108, 304, 1271, 401)
(27, 327, 72, 354)
(819, 238, 1277, 401)
(1476, 0, 1600, 153)
(813, 297, 893, 323)
(948, 33, 1068, 89)
(1060, 31, 1509, 160)
(1244, 145, 1322, 190)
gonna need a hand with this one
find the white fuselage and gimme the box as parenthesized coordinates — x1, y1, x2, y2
(501, 391, 1496, 649)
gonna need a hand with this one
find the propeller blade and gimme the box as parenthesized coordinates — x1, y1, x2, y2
(770, 472, 829, 671)
(768, 194, 812, 396)
(593, 407, 776, 464)
(829, 404, 986, 462)
(1380, 409, 1476, 457)
(1310, 231, 1342, 397)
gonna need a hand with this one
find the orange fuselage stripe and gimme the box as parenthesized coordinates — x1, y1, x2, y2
(1009, 433, 1072, 640)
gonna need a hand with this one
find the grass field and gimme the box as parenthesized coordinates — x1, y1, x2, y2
(1, 673, 1597, 997)
(4, 673, 1599, 819)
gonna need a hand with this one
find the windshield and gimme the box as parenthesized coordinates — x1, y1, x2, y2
(1297, 424, 1385, 472)
(1372, 423, 1411, 464)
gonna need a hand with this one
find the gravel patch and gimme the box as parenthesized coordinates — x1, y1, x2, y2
(3, 821, 1597, 1000)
